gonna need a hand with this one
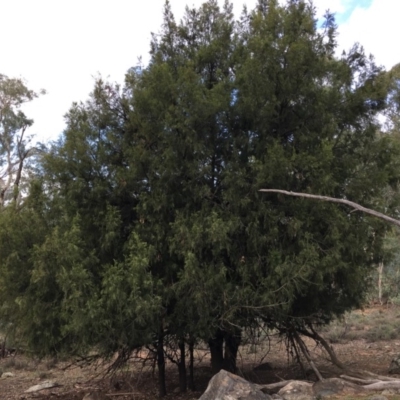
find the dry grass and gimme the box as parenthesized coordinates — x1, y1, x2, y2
(2, 306, 400, 399)
(321, 305, 400, 344)
(2, 357, 32, 371)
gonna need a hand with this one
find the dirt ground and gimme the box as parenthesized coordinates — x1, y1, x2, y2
(1, 307, 400, 400)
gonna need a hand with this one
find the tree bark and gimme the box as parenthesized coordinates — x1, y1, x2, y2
(188, 337, 195, 391)
(222, 330, 241, 373)
(157, 324, 167, 397)
(178, 338, 187, 392)
(209, 329, 224, 374)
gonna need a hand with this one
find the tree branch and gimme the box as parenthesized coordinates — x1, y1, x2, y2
(259, 189, 400, 227)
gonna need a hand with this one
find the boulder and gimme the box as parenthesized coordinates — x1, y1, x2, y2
(313, 378, 369, 398)
(313, 378, 344, 398)
(199, 369, 272, 400)
(277, 381, 314, 400)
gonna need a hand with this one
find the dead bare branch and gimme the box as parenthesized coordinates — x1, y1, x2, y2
(259, 189, 400, 227)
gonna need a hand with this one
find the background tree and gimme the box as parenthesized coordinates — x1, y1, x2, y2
(0, 74, 45, 207)
(0, 74, 46, 350)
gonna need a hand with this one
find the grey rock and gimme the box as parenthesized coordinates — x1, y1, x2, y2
(25, 380, 60, 393)
(278, 381, 314, 400)
(271, 395, 284, 400)
(313, 378, 345, 398)
(1, 372, 14, 378)
(313, 378, 367, 398)
(199, 369, 272, 400)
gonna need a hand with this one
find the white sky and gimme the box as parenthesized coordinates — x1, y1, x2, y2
(1, 0, 398, 143)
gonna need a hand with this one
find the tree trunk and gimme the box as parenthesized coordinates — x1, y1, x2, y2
(178, 338, 187, 392)
(188, 337, 195, 391)
(208, 329, 224, 374)
(223, 330, 241, 373)
(13, 154, 25, 204)
(378, 262, 384, 305)
(157, 325, 167, 397)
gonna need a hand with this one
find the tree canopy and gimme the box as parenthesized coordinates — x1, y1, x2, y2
(1, 0, 400, 396)
(0, 74, 45, 207)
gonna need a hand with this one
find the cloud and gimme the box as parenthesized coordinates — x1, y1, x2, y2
(2, 0, 260, 142)
(337, 0, 400, 69)
(1, 0, 397, 142)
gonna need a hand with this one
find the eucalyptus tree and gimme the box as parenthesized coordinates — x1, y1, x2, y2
(0, 74, 45, 207)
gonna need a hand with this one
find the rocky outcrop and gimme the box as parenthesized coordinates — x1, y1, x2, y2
(313, 378, 367, 398)
(199, 369, 272, 400)
(277, 381, 314, 400)
(199, 371, 391, 400)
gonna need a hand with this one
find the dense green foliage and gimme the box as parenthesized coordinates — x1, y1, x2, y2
(1, 0, 400, 394)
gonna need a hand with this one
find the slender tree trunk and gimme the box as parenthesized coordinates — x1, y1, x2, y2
(178, 338, 187, 392)
(188, 337, 195, 391)
(12, 156, 25, 205)
(378, 262, 384, 305)
(223, 330, 241, 373)
(208, 329, 224, 374)
(1, 338, 6, 358)
(157, 324, 167, 397)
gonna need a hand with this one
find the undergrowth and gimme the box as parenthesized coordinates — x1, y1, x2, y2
(321, 306, 400, 344)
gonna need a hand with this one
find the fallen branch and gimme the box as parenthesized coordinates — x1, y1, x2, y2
(356, 370, 400, 382)
(363, 381, 400, 391)
(256, 380, 296, 393)
(339, 375, 380, 385)
(259, 189, 400, 227)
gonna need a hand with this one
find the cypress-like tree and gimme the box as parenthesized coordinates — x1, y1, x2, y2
(133, 0, 400, 375)
(2, 1, 400, 396)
